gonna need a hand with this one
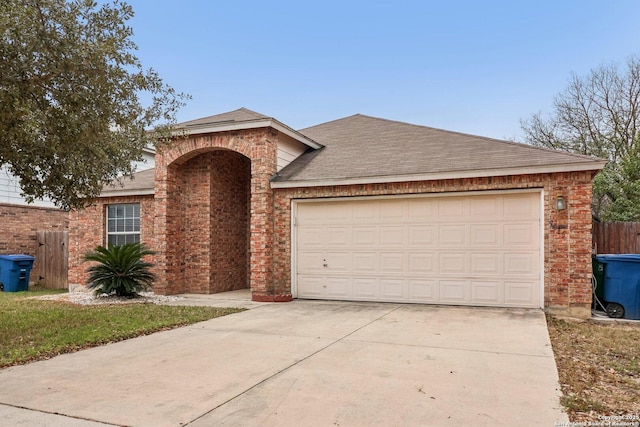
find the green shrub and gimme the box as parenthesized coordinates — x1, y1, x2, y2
(84, 243, 156, 297)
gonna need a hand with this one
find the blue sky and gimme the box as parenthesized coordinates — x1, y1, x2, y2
(126, 0, 640, 141)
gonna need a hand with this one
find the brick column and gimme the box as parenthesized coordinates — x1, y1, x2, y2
(250, 132, 290, 302)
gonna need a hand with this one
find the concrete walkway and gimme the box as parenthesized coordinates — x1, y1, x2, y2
(0, 298, 568, 426)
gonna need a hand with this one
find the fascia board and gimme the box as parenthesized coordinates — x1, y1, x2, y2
(99, 189, 155, 198)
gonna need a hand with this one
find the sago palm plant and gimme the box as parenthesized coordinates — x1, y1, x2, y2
(84, 243, 157, 297)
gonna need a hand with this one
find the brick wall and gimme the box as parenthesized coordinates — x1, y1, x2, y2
(273, 171, 596, 317)
(157, 150, 251, 294)
(0, 203, 69, 281)
(0, 203, 69, 254)
(68, 195, 154, 287)
(210, 151, 250, 293)
(153, 129, 278, 298)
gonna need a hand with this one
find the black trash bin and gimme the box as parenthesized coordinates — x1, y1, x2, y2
(0, 255, 36, 292)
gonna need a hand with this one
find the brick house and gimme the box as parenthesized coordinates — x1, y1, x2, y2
(1, 148, 155, 287)
(68, 108, 606, 318)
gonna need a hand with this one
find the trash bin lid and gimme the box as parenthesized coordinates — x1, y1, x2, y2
(0, 254, 35, 261)
(595, 254, 640, 263)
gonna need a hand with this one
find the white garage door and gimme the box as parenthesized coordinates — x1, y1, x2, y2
(294, 191, 541, 308)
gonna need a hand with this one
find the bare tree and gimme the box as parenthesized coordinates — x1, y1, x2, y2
(521, 57, 640, 221)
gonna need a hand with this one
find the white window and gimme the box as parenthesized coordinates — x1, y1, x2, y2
(106, 203, 140, 245)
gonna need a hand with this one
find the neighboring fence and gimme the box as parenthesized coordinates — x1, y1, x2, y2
(593, 222, 640, 254)
(33, 230, 69, 289)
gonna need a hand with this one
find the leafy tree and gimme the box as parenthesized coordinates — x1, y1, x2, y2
(84, 243, 156, 297)
(520, 56, 640, 221)
(0, 0, 187, 210)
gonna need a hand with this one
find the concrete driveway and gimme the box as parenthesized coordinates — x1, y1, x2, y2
(0, 300, 568, 426)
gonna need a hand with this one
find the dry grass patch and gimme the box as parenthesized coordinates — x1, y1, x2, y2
(547, 315, 640, 422)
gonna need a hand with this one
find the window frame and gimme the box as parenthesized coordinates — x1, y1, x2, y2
(105, 203, 141, 246)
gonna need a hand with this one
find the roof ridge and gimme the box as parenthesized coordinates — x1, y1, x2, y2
(298, 114, 362, 131)
(236, 107, 272, 120)
(175, 108, 272, 127)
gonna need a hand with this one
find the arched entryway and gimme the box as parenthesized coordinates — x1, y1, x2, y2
(153, 127, 281, 300)
(164, 149, 251, 294)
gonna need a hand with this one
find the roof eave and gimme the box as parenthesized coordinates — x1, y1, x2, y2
(270, 161, 608, 189)
(174, 118, 323, 150)
(99, 189, 155, 198)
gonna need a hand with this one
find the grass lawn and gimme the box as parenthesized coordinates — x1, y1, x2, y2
(0, 289, 243, 368)
(547, 315, 640, 422)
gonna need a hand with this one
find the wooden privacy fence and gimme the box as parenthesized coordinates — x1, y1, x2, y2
(33, 230, 69, 289)
(592, 222, 640, 254)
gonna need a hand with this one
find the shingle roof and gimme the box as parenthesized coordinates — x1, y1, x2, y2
(175, 107, 270, 128)
(172, 107, 323, 150)
(100, 111, 607, 197)
(101, 168, 155, 197)
(272, 114, 606, 185)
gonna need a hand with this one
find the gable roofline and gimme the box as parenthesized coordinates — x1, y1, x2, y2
(271, 160, 608, 189)
(173, 108, 323, 150)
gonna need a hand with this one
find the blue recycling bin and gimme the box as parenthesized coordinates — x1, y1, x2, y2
(0, 255, 36, 292)
(596, 254, 640, 320)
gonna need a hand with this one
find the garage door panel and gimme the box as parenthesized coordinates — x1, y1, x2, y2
(380, 226, 405, 246)
(297, 276, 325, 297)
(470, 224, 501, 246)
(298, 251, 324, 274)
(439, 280, 468, 302)
(504, 195, 538, 219)
(381, 279, 405, 299)
(471, 281, 502, 304)
(353, 278, 378, 298)
(408, 225, 436, 246)
(408, 198, 437, 218)
(353, 226, 377, 245)
(325, 227, 351, 246)
(296, 192, 541, 308)
(380, 252, 404, 271)
(408, 253, 436, 273)
(325, 253, 351, 272)
(296, 204, 324, 224)
(438, 198, 466, 219)
(439, 253, 467, 274)
(380, 200, 407, 220)
(469, 197, 501, 219)
(408, 279, 439, 301)
(352, 252, 377, 272)
(504, 253, 538, 275)
(325, 203, 351, 221)
(504, 281, 538, 305)
(352, 201, 378, 221)
(298, 228, 324, 248)
(325, 277, 351, 298)
(470, 253, 501, 274)
(504, 223, 539, 246)
(438, 225, 467, 246)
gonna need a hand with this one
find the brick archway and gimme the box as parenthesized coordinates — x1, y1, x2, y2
(152, 129, 287, 301)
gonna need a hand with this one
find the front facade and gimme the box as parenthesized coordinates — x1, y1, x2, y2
(1, 148, 156, 287)
(68, 108, 605, 317)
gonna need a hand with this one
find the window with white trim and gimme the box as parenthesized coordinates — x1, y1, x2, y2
(106, 203, 140, 245)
